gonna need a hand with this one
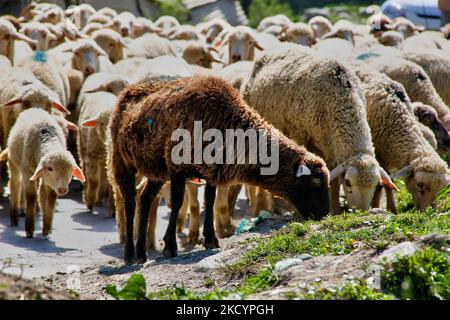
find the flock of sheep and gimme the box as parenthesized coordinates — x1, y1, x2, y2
(0, 2, 449, 264)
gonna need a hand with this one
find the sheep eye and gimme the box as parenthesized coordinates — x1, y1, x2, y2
(47, 167, 53, 172)
(345, 179, 351, 188)
(311, 178, 322, 187)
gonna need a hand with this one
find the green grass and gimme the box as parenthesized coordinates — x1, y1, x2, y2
(223, 208, 450, 279)
(106, 181, 450, 300)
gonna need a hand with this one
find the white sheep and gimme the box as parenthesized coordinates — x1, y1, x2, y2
(368, 56, 450, 130)
(77, 92, 116, 211)
(4, 108, 84, 237)
(0, 67, 69, 147)
(241, 46, 396, 214)
(353, 65, 449, 212)
(308, 16, 332, 39)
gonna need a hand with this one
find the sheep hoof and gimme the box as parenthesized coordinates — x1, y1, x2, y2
(162, 246, 178, 258)
(26, 232, 33, 238)
(187, 232, 199, 244)
(19, 210, 25, 217)
(204, 238, 219, 250)
(87, 204, 93, 212)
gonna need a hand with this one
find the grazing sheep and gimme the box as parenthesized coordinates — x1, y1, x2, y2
(221, 26, 263, 64)
(412, 102, 450, 157)
(5, 108, 84, 237)
(182, 42, 223, 68)
(308, 16, 332, 39)
(0, 67, 69, 147)
(0, 18, 37, 64)
(110, 76, 330, 263)
(92, 29, 126, 63)
(280, 22, 316, 46)
(241, 47, 396, 214)
(78, 92, 116, 211)
(353, 66, 449, 212)
(125, 33, 177, 59)
(368, 56, 450, 130)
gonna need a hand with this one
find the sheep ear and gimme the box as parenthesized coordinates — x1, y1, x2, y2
(93, 44, 109, 57)
(296, 164, 311, 177)
(30, 161, 45, 181)
(81, 118, 98, 128)
(48, 33, 57, 42)
(207, 46, 219, 54)
(390, 165, 412, 180)
(72, 165, 85, 182)
(66, 120, 78, 131)
(254, 40, 264, 51)
(330, 164, 346, 181)
(321, 30, 337, 40)
(188, 178, 206, 185)
(12, 32, 37, 45)
(379, 168, 399, 191)
(52, 101, 70, 115)
(1, 98, 23, 107)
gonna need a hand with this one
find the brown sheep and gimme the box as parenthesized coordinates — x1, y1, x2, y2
(110, 76, 330, 263)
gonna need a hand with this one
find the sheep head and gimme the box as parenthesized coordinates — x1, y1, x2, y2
(392, 156, 450, 211)
(30, 151, 85, 196)
(330, 154, 398, 211)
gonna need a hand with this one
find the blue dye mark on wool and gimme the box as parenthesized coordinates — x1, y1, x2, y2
(147, 118, 154, 126)
(33, 51, 48, 63)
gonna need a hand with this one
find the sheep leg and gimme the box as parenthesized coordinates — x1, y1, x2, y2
(204, 184, 219, 249)
(330, 179, 342, 215)
(84, 163, 100, 212)
(176, 190, 189, 233)
(246, 185, 257, 215)
(146, 195, 160, 250)
(107, 184, 115, 218)
(186, 184, 200, 244)
(227, 184, 241, 218)
(8, 161, 21, 227)
(96, 164, 108, 207)
(385, 186, 397, 214)
(163, 176, 186, 258)
(214, 185, 233, 238)
(114, 163, 136, 264)
(23, 180, 38, 238)
(39, 182, 57, 237)
(135, 181, 162, 263)
(371, 185, 383, 208)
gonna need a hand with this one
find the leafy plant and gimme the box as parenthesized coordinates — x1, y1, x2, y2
(437, 183, 450, 210)
(381, 248, 450, 300)
(105, 273, 147, 300)
(301, 279, 393, 300)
